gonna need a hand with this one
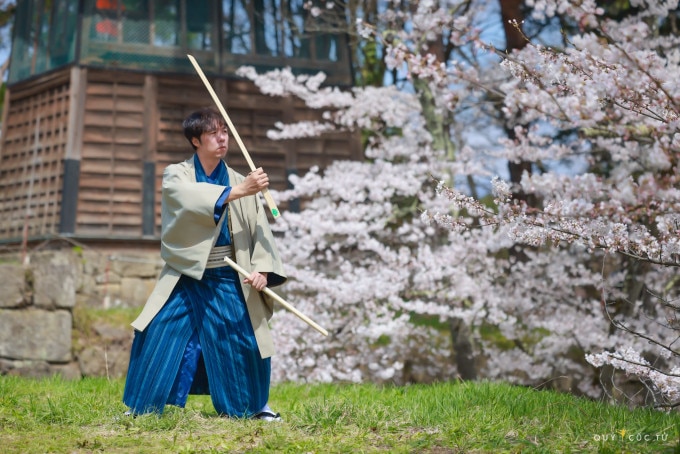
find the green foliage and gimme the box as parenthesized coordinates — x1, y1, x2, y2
(71, 305, 138, 355)
(0, 1, 15, 34)
(479, 323, 553, 354)
(71, 303, 94, 340)
(72, 305, 138, 336)
(596, 0, 641, 21)
(87, 306, 139, 329)
(1, 376, 679, 453)
(356, 40, 385, 87)
(479, 323, 517, 351)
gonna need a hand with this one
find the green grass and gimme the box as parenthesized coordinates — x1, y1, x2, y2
(0, 376, 679, 453)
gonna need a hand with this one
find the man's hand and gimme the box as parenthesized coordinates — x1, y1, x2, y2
(244, 271, 268, 291)
(229, 168, 269, 201)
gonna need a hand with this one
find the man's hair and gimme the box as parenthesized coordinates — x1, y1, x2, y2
(182, 108, 227, 150)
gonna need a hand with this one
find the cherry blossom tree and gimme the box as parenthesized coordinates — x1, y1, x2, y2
(425, 1, 680, 406)
(241, 0, 680, 408)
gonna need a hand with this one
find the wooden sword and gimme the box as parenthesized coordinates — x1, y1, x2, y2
(187, 54, 281, 218)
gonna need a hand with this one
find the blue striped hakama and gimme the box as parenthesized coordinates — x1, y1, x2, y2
(123, 266, 270, 417)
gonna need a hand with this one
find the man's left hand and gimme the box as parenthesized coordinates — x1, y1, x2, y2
(244, 272, 268, 291)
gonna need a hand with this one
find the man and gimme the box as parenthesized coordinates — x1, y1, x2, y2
(123, 107, 286, 420)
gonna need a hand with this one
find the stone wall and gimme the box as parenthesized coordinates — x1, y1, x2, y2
(0, 245, 163, 379)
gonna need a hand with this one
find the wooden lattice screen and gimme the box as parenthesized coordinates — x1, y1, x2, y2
(0, 71, 71, 241)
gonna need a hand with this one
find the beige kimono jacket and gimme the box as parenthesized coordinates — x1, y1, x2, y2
(130, 157, 286, 358)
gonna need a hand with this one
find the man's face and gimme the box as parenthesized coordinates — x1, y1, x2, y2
(194, 123, 229, 161)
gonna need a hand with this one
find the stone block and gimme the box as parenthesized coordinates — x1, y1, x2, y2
(0, 309, 72, 362)
(78, 274, 97, 297)
(95, 271, 121, 285)
(0, 359, 82, 379)
(78, 344, 130, 378)
(81, 249, 109, 275)
(0, 263, 28, 308)
(120, 277, 155, 305)
(93, 322, 133, 344)
(50, 362, 82, 380)
(94, 284, 122, 309)
(0, 359, 51, 378)
(76, 291, 107, 309)
(32, 251, 79, 309)
(110, 255, 159, 278)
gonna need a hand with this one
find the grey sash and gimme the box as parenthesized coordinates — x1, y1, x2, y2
(205, 245, 234, 269)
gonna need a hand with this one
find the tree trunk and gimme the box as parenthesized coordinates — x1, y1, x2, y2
(499, 0, 535, 204)
(450, 317, 477, 380)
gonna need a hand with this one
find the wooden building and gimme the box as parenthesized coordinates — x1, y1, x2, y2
(0, 0, 359, 245)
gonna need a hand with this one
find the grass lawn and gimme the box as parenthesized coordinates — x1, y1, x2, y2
(0, 376, 679, 453)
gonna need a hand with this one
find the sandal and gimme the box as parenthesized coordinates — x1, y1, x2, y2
(253, 410, 281, 421)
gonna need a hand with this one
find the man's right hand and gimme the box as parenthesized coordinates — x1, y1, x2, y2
(228, 167, 269, 201)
